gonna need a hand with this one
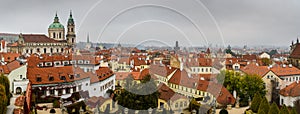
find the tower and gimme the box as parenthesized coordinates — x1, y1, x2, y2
(66, 10, 76, 47)
(48, 12, 65, 40)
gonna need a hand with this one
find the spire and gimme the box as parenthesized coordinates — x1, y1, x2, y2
(87, 33, 90, 43)
(54, 12, 59, 23)
(297, 38, 299, 44)
(68, 10, 74, 25)
(292, 40, 294, 45)
(70, 10, 72, 17)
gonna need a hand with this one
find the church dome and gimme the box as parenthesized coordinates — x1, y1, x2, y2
(49, 23, 64, 29)
(48, 13, 64, 29)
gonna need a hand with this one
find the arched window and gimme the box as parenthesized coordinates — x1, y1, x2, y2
(53, 32, 56, 38)
(37, 48, 40, 52)
(44, 48, 47, 53)
(71, 28, 74, 32)
(59, 32, 62, 38)
(61, 48, 64, 52)
(50, 48, 53, 53)
(56, 48, 59, 52)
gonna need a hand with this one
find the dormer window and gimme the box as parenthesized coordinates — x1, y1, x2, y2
(84, 60, 90, 64)
(70, 60, 76, 64)
(45, 62, 52, 66)
(54, 61, 61, 66)
(78, 60, 83, 64)
(60, 76, 66, 80)
(49, 75, 54, 81)
(38, 62, 44, 67)
(75, 74, 80, 78)
(36, 75, 42, 82)
(63, 61, 69, 66)
(69, 75, 74, 79)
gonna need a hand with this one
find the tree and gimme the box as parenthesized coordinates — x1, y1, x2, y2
(294, 99, 300, 114)
(279, 104, 289, 114)
(268, 102, 279, 114)
(250, 92, 262, 113)
(289, 108, 297, 114)
(117, 74, 159, 110)
(0, 74, 11, 105)
(238, 74, 266, 100)
(257, 97, 269, 114)
(261, 58, 272, 66)
(0, 85, 7, 114)
(218, 70, 266, 107)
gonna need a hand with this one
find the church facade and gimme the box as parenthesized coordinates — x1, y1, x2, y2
(8, 11, 76, 54)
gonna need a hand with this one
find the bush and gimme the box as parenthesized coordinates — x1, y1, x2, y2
(257, 97, 269, 114)
(268, 102, 279, 114)
(52, 99, 60, 108)
(250, 92, 262, 113)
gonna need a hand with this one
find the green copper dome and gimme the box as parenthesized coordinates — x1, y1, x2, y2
(49, 23, 64, 29)
(49, 12, 64, 29)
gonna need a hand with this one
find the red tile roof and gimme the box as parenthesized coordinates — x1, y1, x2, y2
(21, 34, 64, 43)
(90, 67, 114, 83)
(279, 81, 300, 97)
(240, 63, 269, 76)
(14, 95, 25, 107)
(158, 83, 175, 101)
(270, 65, 300, 76)
(290, 44, 300, 59)
(27, 66, 90, 85)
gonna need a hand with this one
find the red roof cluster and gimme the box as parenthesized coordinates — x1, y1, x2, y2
(280, 81, 300, 97)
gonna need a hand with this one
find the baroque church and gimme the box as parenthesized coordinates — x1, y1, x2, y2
(8, 11, 76, 54)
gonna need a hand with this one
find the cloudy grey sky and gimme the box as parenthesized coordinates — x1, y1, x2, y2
(1, 0, 300, 47)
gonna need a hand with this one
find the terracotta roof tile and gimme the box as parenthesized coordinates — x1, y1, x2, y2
(279, 81, 300, 97)
(22, 34, 64, 43)
(290, 44, 300, 58)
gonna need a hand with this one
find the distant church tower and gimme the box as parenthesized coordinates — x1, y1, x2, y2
(66, 11, 76, 46)
(48, 12, 65, 40)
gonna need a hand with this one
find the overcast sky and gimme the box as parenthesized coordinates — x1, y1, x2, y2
(1, 0, 300, 47)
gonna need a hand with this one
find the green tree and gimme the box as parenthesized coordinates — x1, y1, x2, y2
(289, 108, 297, 114)
(117, 74, 159, 110)
(257, 97, 269, 114)
(0, 74, 11, 105)
(238, 74, 266, 100)
(279, 104, 289, 114)
(0, 85, 7, 114)
(261, 58, 272, 66)
(268, 102, 279, 114)
(218, 70, 266, 107)
(250, 92, 262, 113)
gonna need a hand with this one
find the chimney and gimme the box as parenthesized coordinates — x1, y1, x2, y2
(282, 64, 286, 68)
(180, 62, 183, 71)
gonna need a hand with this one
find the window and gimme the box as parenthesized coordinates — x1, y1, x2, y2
(175, 103, 178, 108)
(20, 75, 22, 79)
(36, 77, 42, 82)
(60, 76, 66, 80)
(78, 85, 82, 90)
(86, 83, 88, 86)
(53, 33, 56, 38)
(50, 90, 54, 95)
(49, 75, 54, 81)
(59, 32, 62, 38)
(66, 88, 70, 94)
(69, 75, 74, 79)
(44, 48, 46, 53)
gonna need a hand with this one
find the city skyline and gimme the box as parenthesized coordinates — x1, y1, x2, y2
(1, 0, 300, 47)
